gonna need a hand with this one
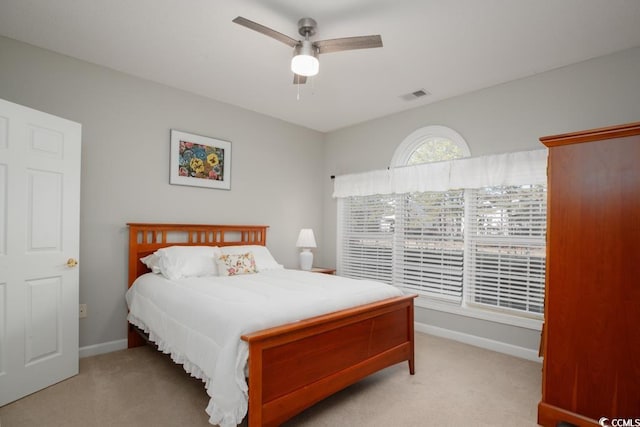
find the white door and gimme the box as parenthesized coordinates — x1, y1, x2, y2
(0, 98, 81, 406)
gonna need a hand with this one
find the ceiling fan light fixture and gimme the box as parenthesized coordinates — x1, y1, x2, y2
(233, 16, 383, 84)
(291, 40, 319, 77)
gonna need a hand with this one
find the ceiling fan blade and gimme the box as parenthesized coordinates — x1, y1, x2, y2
(314, 35, 383, 54)
(232, 16, 299, 48)
(293, 74, 307, 85)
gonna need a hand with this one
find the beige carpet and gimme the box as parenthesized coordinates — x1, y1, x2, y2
(0, 333, 541, 426)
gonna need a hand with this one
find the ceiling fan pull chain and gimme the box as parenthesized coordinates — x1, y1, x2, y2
(297, 78, 301, 100)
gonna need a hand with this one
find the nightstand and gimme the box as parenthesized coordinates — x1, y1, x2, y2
(310, 267, 336, 275)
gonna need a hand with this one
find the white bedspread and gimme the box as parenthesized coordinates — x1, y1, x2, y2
(125, 269, 403, 427)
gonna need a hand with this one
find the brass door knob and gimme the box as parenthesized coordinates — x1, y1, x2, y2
(66, 258, 78, 268)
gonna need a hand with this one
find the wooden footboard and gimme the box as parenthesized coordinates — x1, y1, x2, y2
(242, 294, 416, 427)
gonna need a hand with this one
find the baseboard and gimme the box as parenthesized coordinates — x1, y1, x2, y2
(79, 339, 128, 358)
(414, 321, 542, 363)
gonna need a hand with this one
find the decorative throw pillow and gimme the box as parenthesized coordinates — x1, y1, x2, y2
(219, 245, 283, 271)
(216, 252, 257, 276)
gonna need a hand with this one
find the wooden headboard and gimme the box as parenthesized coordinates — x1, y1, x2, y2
(127, 223, 269, 287)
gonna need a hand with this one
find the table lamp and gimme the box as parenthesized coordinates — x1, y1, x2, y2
(296, 228, 316, 271)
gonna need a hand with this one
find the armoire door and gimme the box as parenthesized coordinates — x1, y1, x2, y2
(0, 98, 81, 406)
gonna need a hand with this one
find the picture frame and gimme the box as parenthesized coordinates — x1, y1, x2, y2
(169, 129, 231, 190)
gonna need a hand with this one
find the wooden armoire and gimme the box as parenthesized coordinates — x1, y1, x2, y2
(538, 122, 640, 426)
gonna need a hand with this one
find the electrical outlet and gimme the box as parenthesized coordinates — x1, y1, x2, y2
(79, 304, 87, 318)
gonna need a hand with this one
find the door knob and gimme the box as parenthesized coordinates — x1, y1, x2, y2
(66, 258, 78, 268)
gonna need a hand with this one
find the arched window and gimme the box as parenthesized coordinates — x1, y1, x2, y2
(391, 125, 470, 167)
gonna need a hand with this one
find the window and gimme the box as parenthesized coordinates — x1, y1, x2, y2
(336, 136, 546, 326)
(339, 184, 546, 323)
(465, 185, 546, 317)
(394, 191, 465, 303)
(338, 194, 395, 284)
(391, 125, 471, 167)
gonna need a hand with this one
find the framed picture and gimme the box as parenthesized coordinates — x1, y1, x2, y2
(169, 129, 231, 190)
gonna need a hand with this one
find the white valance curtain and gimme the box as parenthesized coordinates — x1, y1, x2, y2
(333, 149, 548, 198)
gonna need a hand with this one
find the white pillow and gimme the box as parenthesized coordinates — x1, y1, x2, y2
(155, 245, 222, 280)
(140, 253, 161, 274)
(220, 245, 283, 271)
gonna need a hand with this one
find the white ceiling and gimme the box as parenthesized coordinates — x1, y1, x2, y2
(1, 0, 640, 132)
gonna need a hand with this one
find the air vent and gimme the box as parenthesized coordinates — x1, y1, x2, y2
(400, 89, 431, 101)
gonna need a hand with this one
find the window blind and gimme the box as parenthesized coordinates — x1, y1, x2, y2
(338, 195, 396, 284)
(465, 185, 547, 317)
(393, 191, 465, 302)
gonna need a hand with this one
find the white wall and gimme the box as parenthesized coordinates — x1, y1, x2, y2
(0, 36, 325, 349)
(322, 47, 640, 353)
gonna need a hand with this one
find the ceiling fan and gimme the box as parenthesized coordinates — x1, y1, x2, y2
(232, 16, 383, 84)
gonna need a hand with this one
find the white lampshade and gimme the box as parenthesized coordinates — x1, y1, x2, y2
(296, 229, 317, 248)
(296, 229, 316, 271)
(291, 40, 319, 77)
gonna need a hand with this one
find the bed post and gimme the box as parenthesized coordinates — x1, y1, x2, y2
(408, 294, 415, 375)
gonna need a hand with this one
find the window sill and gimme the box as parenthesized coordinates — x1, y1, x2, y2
(412, 295, 543, 331)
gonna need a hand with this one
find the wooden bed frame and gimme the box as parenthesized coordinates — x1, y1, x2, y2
(127, 223, 416, 427)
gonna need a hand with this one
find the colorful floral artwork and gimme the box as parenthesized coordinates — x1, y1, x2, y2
(178, 140, 224, 181)
(170, 130, 231, 190)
